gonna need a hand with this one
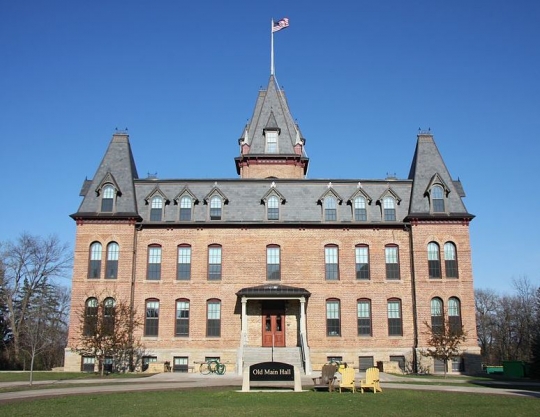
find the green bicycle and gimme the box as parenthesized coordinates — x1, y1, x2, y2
(199, 359, 226, 375)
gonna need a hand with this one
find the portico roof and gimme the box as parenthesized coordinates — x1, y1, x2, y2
(236, 284, 311, 298)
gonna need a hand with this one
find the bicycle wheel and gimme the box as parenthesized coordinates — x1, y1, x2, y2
(207, 360, 219, 373)
(216, 363, 226, 375)
(199, 362, 210, 375)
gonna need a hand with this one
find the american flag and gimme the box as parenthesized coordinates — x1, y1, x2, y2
(272, 18, 289, 33)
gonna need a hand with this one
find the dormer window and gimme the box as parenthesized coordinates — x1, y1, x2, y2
(210, 196, 222, 220)
(267, 195, 279, 220)
(324, 196, 337, 221)
(383, 196, 396, 221)
(101, 185, 115, 212)
(431, 185, 445, 213)
(179, 196, 192, 221)
(150, 196, 163, 221)
(265, 131, 278, 153)
(354, 196, 367, 221)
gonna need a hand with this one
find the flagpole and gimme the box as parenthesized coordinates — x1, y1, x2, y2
(270, 18, 274, 75)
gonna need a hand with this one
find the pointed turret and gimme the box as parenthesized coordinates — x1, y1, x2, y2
(407, 131, 474, 220)
(235, 75, 309, 178)
(71, 132, 141, 222)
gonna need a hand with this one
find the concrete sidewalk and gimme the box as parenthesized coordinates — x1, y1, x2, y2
(1, 372, 539, 403)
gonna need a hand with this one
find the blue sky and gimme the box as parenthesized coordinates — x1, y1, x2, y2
(1, 1, 539, 294)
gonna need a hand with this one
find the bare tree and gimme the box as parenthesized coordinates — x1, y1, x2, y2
(20, 283, 67, 384)
(0, 233, 72, 367)
(72, 293, 143, 376)
(421, 318, 467, 377)
(475, 288, 500, 365)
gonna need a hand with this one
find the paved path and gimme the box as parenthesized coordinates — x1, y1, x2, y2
(1, 372, 539, 403)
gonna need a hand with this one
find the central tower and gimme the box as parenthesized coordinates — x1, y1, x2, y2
(235, 75, 309, 179)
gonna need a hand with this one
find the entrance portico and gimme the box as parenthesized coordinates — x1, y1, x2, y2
(236, 284, 311, 375)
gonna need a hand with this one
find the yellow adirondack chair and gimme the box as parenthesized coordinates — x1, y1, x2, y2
(358, 367, 382, 393)
(337, 367, 355, 393)
(312, 364, 338, 391)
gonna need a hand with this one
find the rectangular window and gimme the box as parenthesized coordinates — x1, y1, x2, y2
(358, 356, 374, 371)
(177, 246, 191, 280)
(355, 246, 370, 280)
(142, 356, 157, 372)
(173, 356, 189, 373)
(207, 301, 221, 337)
(265, 131, 278, 153)
(266, 246, 280, 280)
(208, 246, 222, 280)
(81, 356, 95, 372)
(451, 357, 463, 372)
(175, 300, 190, 337)
(385, 246, 400, 280)
(326, 300, 341, 336)
(147, 246, 162, 280)
(387, 300, 403, 336)
(145, 301, 159, 337)
(357, 300, 372, 336)
(389, 356, 406, 372)
(325, 246, 339, 280)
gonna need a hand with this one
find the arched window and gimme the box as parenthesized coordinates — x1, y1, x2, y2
(208, 245, 222, 280)
(325, 245, 339, 280)
(84, 297, 98, 336)
(324, 196, 337, 221)
(357, 299, 372, 336)
(326, 299, 341, 336)
(387, 298, 402, 336)
(206, 299, 221, 337)
(150, 196, 163, 221)
(355, 244, 370, 280)
(267, 196, 279, 220)
(175, 299, 190, 337)
(89, 242, 102, 279)
(145, 299, 159, 337)
(383, 196, 396, 221)
(428, 242, 441, 278)
(430, 297, 444, 334)
(431, 185, 445, 213)
(179, 196, 192, 221)
(103, 297, 115, 336)
(444, 242, 459, 278)
(101, 185, 115, 212)
(106, 242, 119, 279)
(448, 297, 462, 334)
(210, 196, 222, 220)
(354, 196, 367, 221)
(177, 244, 192, 280)
(147, 245, 162, 280)
(266, 245, 281, 280)
(385, 244, 400, 280)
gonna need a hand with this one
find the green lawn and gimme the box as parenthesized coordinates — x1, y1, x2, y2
(1, 388, 540, 417)
(0, 371, 151, 383)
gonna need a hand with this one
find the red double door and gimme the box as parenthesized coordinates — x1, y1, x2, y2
(262, 303, 286, 347)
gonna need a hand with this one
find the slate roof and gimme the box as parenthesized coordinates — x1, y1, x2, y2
(72, 84, 473, 224)
(407, 133, 474, 219)
(241, 75, 306, 156)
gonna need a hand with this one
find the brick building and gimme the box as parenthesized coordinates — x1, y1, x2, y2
(64, 75, 480, 374)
